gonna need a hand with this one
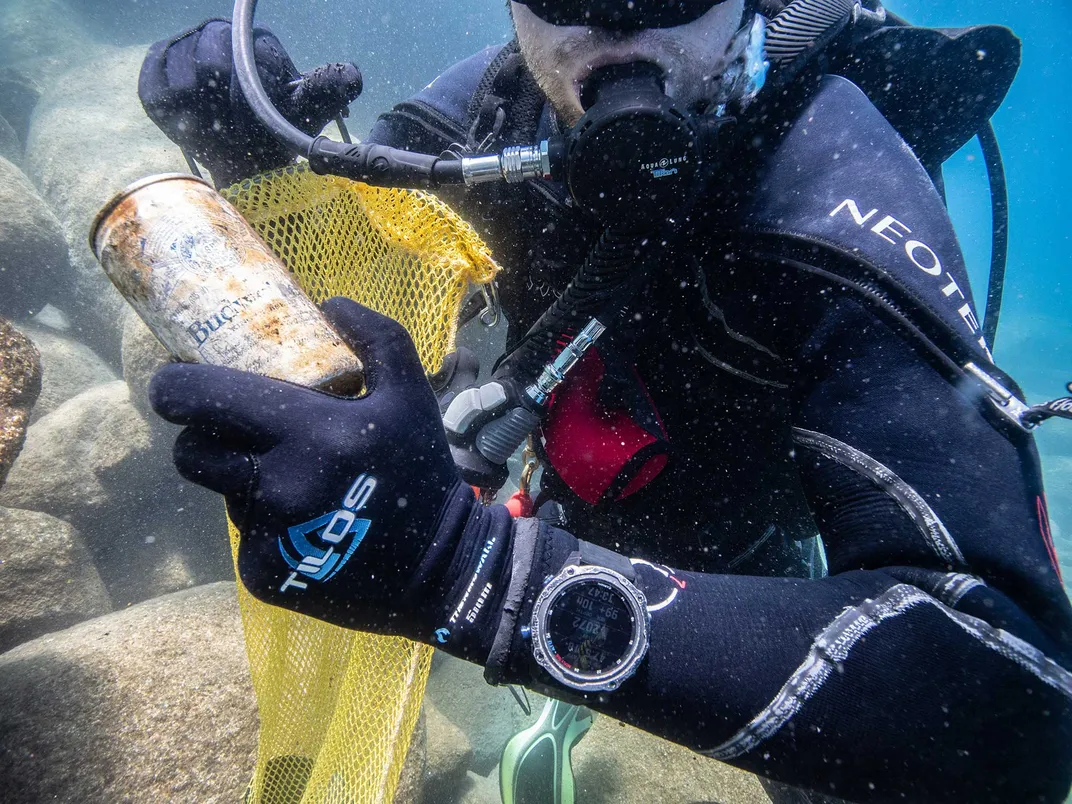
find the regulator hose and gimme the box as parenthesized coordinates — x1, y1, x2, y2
(231, 0, 464, 187)
(497, 226, 661, 382)
(231, 0, 315, 157)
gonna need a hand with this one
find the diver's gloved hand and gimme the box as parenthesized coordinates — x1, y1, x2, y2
(138, 18, 363, 187)
(147, 298, 500, 640)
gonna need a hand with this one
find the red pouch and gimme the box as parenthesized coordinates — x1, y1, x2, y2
(542, 348, 669, 505)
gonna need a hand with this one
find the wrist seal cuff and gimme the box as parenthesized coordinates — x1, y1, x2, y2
(484, 517, 542, 685)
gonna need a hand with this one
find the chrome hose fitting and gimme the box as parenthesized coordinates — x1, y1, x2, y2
(525, 318, 606, 408)
(461, 141, 551, 185)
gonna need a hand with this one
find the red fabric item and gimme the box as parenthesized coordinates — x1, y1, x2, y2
(1038, 495, 1062, 583)
(505, 490, 534, 518)
(542, 349, 668, 505)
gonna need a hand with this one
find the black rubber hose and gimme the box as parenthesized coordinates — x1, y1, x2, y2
(231, 0, 316, 158)
(978, 121, 1009, 351)
(498, 226, 655, 381)
(232, 0, 466, 188)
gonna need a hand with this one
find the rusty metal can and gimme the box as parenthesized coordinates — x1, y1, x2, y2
(90, 174, 363, 395)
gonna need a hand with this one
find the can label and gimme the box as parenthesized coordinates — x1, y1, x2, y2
(92, 175, 363, 393)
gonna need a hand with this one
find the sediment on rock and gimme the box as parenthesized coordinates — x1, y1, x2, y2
(0, 319, 41, 488)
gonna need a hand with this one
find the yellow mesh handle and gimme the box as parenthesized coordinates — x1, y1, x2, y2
(220, 166, 498, 804)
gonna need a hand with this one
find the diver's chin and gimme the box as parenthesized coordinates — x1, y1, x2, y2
(548, 92, 585, 128)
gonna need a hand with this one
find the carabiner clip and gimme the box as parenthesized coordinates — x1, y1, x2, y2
(478, 281, 501, 328)
(506, 437, 540, 518)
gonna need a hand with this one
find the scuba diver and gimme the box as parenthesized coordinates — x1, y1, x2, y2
(138, 1, 1072, 801)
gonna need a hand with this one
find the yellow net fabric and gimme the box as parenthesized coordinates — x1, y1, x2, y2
(220, 165, 499, 804)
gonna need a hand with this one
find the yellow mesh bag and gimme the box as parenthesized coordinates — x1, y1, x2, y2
(220, 165, 499, 804)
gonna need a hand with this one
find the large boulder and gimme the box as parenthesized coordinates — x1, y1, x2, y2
(25, 45, 188, 362)
(0, 378, 231, 604)
(0, 113, 18, 163)
(396, 700, 476, 804)
(0, 380, 151, 521)
(122, 307, 172, 423)
(0, 582, 258, 803)
(0, 319, 41, 488)
(424, 700, 476, 799)
(0, 66, 41, 147)
(0, 506, 110, 653)
(0, 156, 71, 319)
(14, 320, 117, 421)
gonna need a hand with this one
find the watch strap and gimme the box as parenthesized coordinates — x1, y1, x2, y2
(577, 539, 637, 582)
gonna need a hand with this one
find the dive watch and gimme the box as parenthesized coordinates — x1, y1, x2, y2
(530, 541, 650, 693)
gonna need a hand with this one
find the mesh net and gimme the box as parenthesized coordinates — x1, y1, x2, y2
(219, 165, 499, 804)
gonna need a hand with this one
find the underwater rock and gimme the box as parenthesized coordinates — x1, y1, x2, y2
(0, 379, 230, 605)
(571, 715, 771, 804)
(25, 45, 187, 362)
(0, 581, 257, 803)
(396, 706, 429, 804)
(122, 308, 172, 424)
(0, 156, 71, 320)
(0, 319, 41, 489)
(451, 771, 501, 804)
(0, 113, 19, 163)
(13, 320, 118, 422)
(425, 651, 533, 775)
(0, 506, 110, 653)
(0, 66, 41, 147)
(0, 380, 151, 520)
(396, 700, 476, 804)
(424, 700, 476, 800)
(0, 0, 101, 86)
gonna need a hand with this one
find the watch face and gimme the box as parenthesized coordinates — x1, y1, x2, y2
(546, 579, 636, 674)
(532, 565, 650, 692)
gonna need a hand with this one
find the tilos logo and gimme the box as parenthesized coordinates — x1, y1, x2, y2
(278, 474, 377, 593)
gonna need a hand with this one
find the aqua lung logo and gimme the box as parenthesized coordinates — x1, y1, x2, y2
(641, 154, 688, 179)
(278, 474, 377, 593)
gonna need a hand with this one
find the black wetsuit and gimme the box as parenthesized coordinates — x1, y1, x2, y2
(369, 46, 1072, 802)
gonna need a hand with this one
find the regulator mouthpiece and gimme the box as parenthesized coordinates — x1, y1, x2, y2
(563, 61, 705, 225)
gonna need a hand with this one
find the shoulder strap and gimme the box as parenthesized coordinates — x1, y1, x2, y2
(463, 39, 548, 151)
(830, 21, 1021, 168)
(735, 74, 1034, 436)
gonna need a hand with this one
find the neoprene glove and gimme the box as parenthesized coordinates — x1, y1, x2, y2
(139, 19, 363, 186)
(148, 298, 495, 639)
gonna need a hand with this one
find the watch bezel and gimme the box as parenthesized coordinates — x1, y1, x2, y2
(530, 563, 650, 693)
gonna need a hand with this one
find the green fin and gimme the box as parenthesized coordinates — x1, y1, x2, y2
(499, 699, 595, 804)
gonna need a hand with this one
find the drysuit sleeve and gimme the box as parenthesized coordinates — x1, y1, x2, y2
(478, 297, 1072, 803)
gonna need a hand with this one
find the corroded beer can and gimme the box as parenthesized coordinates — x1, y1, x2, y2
(90, 174, 363, 394)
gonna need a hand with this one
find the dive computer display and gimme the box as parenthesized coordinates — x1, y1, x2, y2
(531, 563, 650, 692)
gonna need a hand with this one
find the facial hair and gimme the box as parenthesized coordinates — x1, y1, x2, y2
(511, 0, 747, 126)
